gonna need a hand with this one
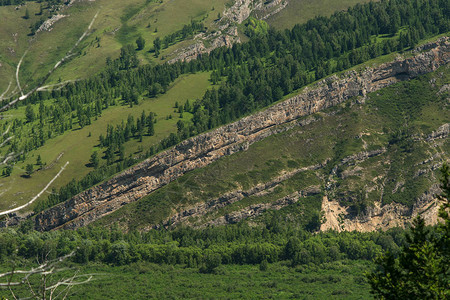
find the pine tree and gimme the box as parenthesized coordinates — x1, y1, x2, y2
(36, 154, 42, 166)
(105, 147, 114, 165)
(89, 151, 99, 168)
(118, 146, 125, 161)
(4, 166, 12, 177)
(25, 164, 33, 177)
(136, 36, 146, 51)
(25, 104, 35, 123)
(368, 164, 450, 299)
(153, 37, 161, 57)
(147, 114, 155, 136)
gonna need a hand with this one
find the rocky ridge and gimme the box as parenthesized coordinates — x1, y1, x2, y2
(159, 147, 395, 229)
(37, 14, 67, 33)
(204, 186, 321, 227)
(321, 122, 449, 232)
(34, 37, 450, 231)
(159, 134, 444, 230)
(158, 162, 326, 229)
(168, 0, 288, 63)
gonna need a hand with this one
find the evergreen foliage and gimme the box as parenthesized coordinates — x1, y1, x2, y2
(368, 165, 450, 298)
(244, 17, 269, 37)
(89, 151, 99, 169)
(36, 154, 42, 166)
(25, 163, 33, 177)
(23, 7, 29, 19)
(25, 104, 34, 123)
(153, 37, 161, 57)
(0, 216, 408, 268)
(159, 21, 205, 49)
(136, 35, 146, 51)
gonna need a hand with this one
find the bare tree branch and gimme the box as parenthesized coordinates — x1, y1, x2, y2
(1, 251, 103, 300)
(7, 266, 18, 300)
(26, 277, 38, 300)
(0, 252, 75, 283)
(46, 274, 94, 291)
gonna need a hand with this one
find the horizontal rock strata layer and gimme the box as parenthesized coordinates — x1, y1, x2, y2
(159, 162, 326, 229)
(35, 37, 450, 231)
(205, 186, 322, 227)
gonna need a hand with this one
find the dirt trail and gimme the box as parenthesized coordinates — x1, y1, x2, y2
(0, 162, 69, 217)
(0, 11, 99, 112)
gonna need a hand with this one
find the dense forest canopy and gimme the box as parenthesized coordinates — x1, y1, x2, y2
(0, 216, 407, 267)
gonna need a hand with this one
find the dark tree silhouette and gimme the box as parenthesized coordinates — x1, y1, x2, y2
(367, 164, 450, 299)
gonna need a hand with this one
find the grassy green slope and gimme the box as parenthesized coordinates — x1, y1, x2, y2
(98, 66, 449, 231)
(0, 0, 380, 213)
(0, 2, 43, 91)
(0, 0, 229, 91)
(0, 0, 376, 92)
(266, 0, 374, 29)
(0, 71, 212, 210)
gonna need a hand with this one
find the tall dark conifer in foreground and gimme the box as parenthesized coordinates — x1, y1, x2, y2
(367, 164, 450, 299)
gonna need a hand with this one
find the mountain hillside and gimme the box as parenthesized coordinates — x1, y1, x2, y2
(0, 0, 369, 94)
(0, 0, 448, 232)
(35, 39, 449, 231)
(0, 1, 449, 299)
(0, 0, 377, 210)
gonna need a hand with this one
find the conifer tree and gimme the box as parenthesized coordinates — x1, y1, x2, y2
(368, 164, 450, 299)
(25, 164, 33, 177)
(89, 151, 99, 168)
(136, 35, 146, 50)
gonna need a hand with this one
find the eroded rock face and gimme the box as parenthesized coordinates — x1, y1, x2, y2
(320, 184, 443, 232)
(158, 162, 325, 229)
(206, 186, 321, 227)
(37, 14, 67, 33)
(168, 0, 289, 63)
(34, 38, 450, 231)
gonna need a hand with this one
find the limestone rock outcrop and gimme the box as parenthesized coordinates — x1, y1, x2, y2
(34, 38, 450, 231)
(159, 162, 325, 229)
(320, 183, 443, 232)
(168, 0, 289, 63)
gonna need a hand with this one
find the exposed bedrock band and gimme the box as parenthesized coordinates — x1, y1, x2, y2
(34, 37, 450, 231)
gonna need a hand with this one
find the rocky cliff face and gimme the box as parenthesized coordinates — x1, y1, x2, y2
(167, 0, 289, 63)
(320, 185, 443, 232)
(34, 37, 450, 231)
(159, 161, 325, 229)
